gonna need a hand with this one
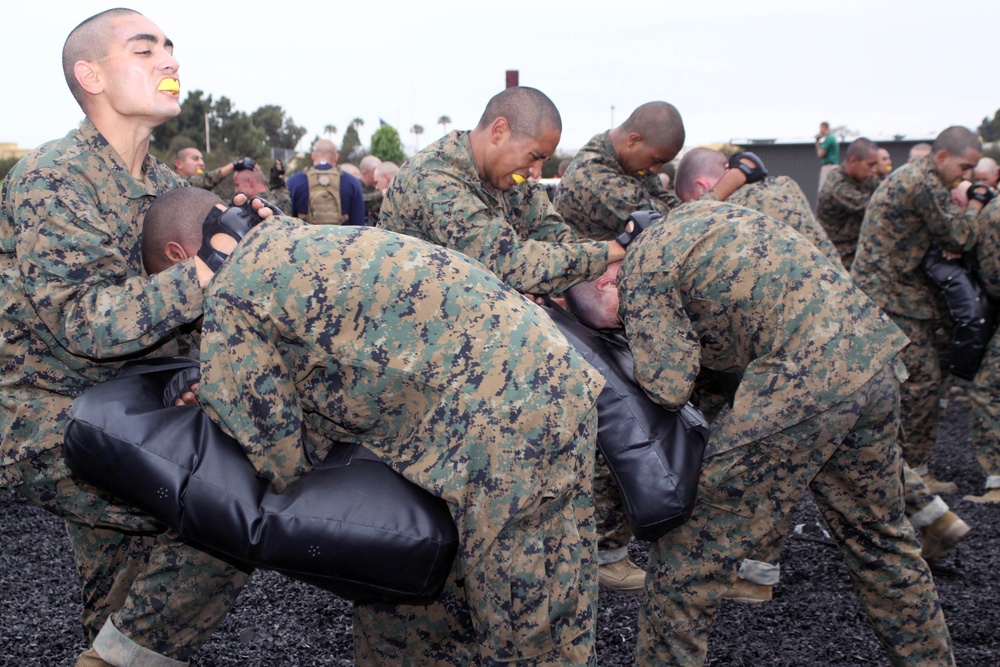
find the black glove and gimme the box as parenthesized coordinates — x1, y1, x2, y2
(232, 157, 256, 171)
(163, 364, 201, 405)
(728, 151, 767, 183)
(269, 162, 286, 189)
(967, 183, 995, 207)
(196, 206, 254, 272)
(615, 210, 662, 248)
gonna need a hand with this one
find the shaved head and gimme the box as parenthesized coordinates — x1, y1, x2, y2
(619, 102, 685, 152)
(476, 86, 561, 139)
(142, 187, 223, 275)
(63, 8, 141, 107)
(846, 138, 878, 161)
(312, 139, 339, 164)
(932, 127, 980, 157)
(674, 147, 727, 202)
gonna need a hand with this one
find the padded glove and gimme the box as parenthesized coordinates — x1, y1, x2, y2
(196, 206, 254, 272)
(615, 210, 662, 248)
(967, 183, 995, 207)
(232, 157, 256, 171)
(728, 151, 768, 183)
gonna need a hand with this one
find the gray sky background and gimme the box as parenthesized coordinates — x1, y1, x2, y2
(2, 1, 997, 158)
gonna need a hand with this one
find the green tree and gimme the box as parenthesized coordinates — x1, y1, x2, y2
(370, 124, 407, 163)
(152, 89, 214, 152)
(979, 110, 1000, 143)
(251, 104, 307, 151)
(437, 115, 451, 135)
(324, 124, 337, 138)
(340, 124, 364, 163)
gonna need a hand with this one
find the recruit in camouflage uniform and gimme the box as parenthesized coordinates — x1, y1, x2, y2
(967, 195, 1000, 499)
(378, 130, 612, 295)
(852, 154, 980, 479)
(197, 218, 605, 666)
(362, 181, 383, 225)
(377, 128, 634, 584)
(0, 119, 249, 662)
(704, 174, 846, 272)
(618, 199, 954, 667)
(816, 163, 880, 270)
(554, 131, 680, 241)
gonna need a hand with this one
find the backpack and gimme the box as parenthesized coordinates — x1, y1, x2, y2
(304, 166, 345, 225)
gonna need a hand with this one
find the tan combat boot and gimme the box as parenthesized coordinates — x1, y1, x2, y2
(921, 510, 971, 561)
(921, 473, 958, 495)
(75, 647, 114, 667)
(722, 578, 773, 603)
(962, 488, 1000, 504)
(598, 557, 646, 594)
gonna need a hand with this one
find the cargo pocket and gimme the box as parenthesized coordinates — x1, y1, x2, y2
(463, 489, 591, 663)
(697, 434, 799, 520)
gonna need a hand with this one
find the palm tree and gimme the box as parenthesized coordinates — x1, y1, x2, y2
(323, 124, 337, 138)
(411, 124, 424, 150)
(351, 117, 365, 129)
(437, 115, 451, 135)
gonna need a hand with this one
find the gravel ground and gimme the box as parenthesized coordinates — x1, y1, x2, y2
(1, 396, 997, 666)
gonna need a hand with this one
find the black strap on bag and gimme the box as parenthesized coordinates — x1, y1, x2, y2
(63, 357, 458, 603)
(922, 245, 1000, 380)
(543, 305, 708, 541)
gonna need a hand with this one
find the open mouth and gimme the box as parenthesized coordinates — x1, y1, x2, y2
(157, 78, 180, 95)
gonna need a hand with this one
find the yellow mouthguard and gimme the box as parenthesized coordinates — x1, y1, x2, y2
(512, 174, 526, 184)
(157, 79, 179, 94)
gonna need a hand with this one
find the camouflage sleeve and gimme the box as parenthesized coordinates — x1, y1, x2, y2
(619, 276, 702, 411)
(594, 170, 676, 226)
(822, 178, 869, 216)
(520, 183, 583, 244)
(916, 179, 979, 252)
(418, 171, 610, 294)
(975, 199, 1000, 299)
(186, 166, 227, 190)
(13, 167, 203, 359)
(199, 291, 311, 493)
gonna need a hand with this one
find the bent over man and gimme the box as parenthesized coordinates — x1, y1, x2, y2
(188, 208, 604, 666)
(618, 200, 954, 666)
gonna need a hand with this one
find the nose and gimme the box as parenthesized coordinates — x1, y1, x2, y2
(528, 160, 543, 180)
(161, 50, 179, 74)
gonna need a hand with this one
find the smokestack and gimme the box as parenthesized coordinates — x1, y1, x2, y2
(505, 70, 519, 89)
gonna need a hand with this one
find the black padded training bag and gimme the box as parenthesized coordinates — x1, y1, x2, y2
(63, 357, 458, 603)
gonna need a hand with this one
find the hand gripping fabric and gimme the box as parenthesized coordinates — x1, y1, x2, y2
(545, 306, 709, 541)
(922, 245, 1000, 380)
(63, 357, 458, 603)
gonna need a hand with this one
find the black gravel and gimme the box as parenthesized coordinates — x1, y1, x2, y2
(1, 396, 997, 666)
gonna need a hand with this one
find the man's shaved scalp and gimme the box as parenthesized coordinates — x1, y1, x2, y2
(933, 126, 981, 157)
(674, 147, 726, 202)
(620, 102, 685, 152)
(63, 8, 140, 108)
(476, 87, 562, 139)
(846, 138, 878, 161)
(142, 187, 223, 275)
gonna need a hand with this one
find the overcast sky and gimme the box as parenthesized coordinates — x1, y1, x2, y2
(2, 1, 997, 158)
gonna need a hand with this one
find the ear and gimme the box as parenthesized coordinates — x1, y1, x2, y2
(74, 61, 104, 96)
(933, 149, 949, 167)
(490, 117, 510, 145)
(163, 241, 191, 266)
(694, 176, 715, 197)
(626, 132, 642, 149)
